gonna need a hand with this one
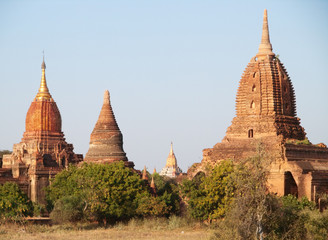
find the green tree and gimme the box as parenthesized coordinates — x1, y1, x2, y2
(0, 182, 33, 221)
(47, 162, 148, 224)
(182, 160, 235, 221)
(47, 162, 180, 224)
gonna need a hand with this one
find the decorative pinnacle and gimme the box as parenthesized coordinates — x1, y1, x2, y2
(104, 90, 110, 104)
(35, 55, 51, 101)
(142, 166, 148, 180)
(41, 51, 46, 69)
(150, 176, 156, 189)
(257, 9, 275, 58)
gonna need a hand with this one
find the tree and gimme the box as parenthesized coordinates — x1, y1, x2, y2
(0, 182, 33, 221)
(47, 162, 180, 224)
(182, 160, 235, 221)
(47, 162, 148, 224)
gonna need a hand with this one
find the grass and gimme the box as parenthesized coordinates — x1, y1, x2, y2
(0, 217, 212, 240)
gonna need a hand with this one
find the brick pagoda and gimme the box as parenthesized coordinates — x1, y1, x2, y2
(84, 90, 134, 167)
(0, 58, 83, 204)
(188, 10, 328, 200)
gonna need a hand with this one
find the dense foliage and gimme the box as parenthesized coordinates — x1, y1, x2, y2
(47, 162, 180, 224)
(0, 182, 33, 221)
(181, 160, 235, 221)
(211, 144, 328, 240)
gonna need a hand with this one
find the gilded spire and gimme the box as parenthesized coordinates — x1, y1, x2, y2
(35, 55, 52, 101)
(257, 9, 275, 59)
(165, 142, 177, 167)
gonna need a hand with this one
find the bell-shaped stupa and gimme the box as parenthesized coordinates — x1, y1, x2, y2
(1, 57, 83, 204)
(84, 90, 134, 167)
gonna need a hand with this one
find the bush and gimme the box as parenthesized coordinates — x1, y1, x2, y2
(47, 162, 180, 225)
(182, 160, 235, 221)
(50, 195, 85, 224)
(0, 182, 33, 221)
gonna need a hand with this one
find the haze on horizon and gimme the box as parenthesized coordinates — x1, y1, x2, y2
(0, 0, 327, 172)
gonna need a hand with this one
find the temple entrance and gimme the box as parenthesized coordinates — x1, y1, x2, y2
(284, 171, 298, 197)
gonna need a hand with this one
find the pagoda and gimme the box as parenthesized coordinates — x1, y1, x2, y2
(0, 58, 83, 204)
(159, 143, 182, 178)
(188, 10, 328, 200)
(84, 90, 134, 168)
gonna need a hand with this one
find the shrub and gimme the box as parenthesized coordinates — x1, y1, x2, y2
(0, 182, 33, 221)
(182, 160, 235, 221)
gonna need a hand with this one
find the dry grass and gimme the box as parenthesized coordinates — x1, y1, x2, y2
(0, 218, 213, 240)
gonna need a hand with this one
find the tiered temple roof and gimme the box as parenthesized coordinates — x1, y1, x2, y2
(1, 58, 82, 204)
(188, 10, 328, 201)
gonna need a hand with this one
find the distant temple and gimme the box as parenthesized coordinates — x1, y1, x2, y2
(0, 58, 82, 204)
(159, 143, 182, 178)
(188, 10, 328, 200)
(84, 90, 134, 168)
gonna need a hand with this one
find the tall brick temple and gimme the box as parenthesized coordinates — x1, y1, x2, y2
(0, 58, 83, 204)
(188, 10, 328, 200)
(84, 90, 134, 168)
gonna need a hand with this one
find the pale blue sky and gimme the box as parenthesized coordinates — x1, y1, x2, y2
(0, 0, 327, 172)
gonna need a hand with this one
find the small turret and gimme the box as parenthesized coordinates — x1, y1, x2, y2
(142, 166, 148, 180)
(150, 176, 156, 196)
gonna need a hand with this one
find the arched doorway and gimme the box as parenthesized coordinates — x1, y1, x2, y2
(284, 171, 298, 197)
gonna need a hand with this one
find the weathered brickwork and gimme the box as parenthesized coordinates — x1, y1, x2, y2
(84, 90, 134, 168)
(188, 10, 328, 201)
(0, 60, 82, 204)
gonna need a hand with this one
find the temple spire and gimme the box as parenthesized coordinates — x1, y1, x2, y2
(35, 55, 51, 101)
(257, 9, 275, 59)
(142, 166, 148, 180)
(165, 142, 177, 167)
(169, 142, 173, 155)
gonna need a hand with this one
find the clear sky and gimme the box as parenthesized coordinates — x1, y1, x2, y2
(0, 0, 327, 172)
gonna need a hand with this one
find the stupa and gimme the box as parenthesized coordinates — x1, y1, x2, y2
(84, 90, 134, 167)
(159, 143, 182, 178)
(188, 10, 328, 200)
(0, 58, 83, 204)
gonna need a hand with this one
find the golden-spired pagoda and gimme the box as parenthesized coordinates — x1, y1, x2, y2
(84, 90, 134, 168)
(188, 10, 328, 200)
(0, 58, 82, 204)
(159, 143, 182, 178)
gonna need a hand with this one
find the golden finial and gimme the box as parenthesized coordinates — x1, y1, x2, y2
(35, 53, 52, 101)
(257, 9, 275, 59)
(166, 142, 177, 167)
